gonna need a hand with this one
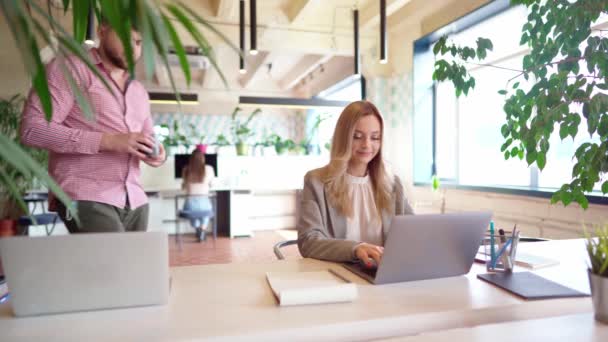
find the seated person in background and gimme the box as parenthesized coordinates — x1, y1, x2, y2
(182, 145, 215, 240)
(297, 101, 414, 266)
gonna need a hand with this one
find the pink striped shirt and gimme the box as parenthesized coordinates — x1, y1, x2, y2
(21, 48, 153, 210)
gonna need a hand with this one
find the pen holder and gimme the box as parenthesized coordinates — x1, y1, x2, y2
(482, 230, 520, 273)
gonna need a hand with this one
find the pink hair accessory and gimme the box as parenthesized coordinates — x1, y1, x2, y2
(196, 144, 207, 153)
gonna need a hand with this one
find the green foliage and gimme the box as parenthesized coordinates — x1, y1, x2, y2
(0, 0, 234, 219)
(298, 113, 329, 155)
(432, 0, 608, 209)
(231, 107, 261, 144)
(585, 224, 608, 277)
(268, 134, 296, 155)
(160, 121, 199, 152)
(0, 96, 49, 219)
(431, 174, 441, 191)
(213, 134, 231, 147)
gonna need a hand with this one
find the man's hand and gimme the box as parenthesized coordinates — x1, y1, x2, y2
(354, 243, 384, 267)
(100, 132, 154, 159)
(142, 143, 166, 167)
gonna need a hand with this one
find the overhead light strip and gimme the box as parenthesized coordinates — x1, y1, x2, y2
(239, 96, 349, 109)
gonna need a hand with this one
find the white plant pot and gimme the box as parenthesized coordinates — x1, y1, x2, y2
(217, 146, 236, 156)
(262, 146, 276, 156)
(588, 270, 608, 323)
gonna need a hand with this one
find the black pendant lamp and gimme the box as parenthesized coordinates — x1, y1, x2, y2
(249, 0, 258, 55)
(85, 7, 95, 46)
(354, 9, 360, 75)
(379, 0, 387, 64)
(239, 0, 246, 73)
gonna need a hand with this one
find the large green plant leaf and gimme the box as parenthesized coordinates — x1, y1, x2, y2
(0, 134, 79, 225)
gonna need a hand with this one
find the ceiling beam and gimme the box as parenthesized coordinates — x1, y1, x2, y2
(283, 0, 311, 23)
(359, 0, 412, 31)
(209, 0, 238, 19)
(294, 56, 354, 98)
(279, 54, 332, 90)
(237, 51, 271, 88)
(169, 22, 375, 56)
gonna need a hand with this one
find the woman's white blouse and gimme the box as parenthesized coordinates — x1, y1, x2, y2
(345, 173, 383, 246)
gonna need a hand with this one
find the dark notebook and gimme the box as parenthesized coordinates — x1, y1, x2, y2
(477, 272, 589, 300)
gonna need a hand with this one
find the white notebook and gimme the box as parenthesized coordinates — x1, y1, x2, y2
(266, 270, 358, 306)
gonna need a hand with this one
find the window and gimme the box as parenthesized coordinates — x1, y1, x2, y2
(312, 76, 364, 151)
(414, 1, 606, 198)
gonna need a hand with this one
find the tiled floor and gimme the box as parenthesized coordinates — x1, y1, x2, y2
(168, 230, 301, 267)
(26, 220, 302, 267)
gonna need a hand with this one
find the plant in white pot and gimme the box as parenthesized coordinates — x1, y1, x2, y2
(586, 225, 608, 323)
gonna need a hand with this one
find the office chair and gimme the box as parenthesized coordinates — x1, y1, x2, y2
(273, 239, 298, 260)
(175, 194, 217, 249)
(18, 193, 60, 236)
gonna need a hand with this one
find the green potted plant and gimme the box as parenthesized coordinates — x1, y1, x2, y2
(585, 224, 608, 323)
(301, 114, 328, 155)
(253, 133, 273, 156)
(0, 95, 48, 236)
(231, 107, 261, 156)
(213, 134, 233, 156)
(268, 134, 295, 156)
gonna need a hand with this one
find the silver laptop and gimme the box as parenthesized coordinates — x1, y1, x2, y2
(0, 231, 169, 316)
(343, 211, 492, 284)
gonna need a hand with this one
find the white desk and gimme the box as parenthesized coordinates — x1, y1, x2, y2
(384, 313, 608, 341)
(0, 240, 593, 341)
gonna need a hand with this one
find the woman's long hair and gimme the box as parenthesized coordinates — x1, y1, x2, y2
(183, 149, 206, 184)
(319, 101, 394, 218)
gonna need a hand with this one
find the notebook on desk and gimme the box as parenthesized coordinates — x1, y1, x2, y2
(266, 270, 357, 306)
(477, 272, 589, 300)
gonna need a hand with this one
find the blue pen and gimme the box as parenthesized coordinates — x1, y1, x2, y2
(489, 221, 495, 267)
(0, 293, 9, 304)
(492, 237, 513, 269)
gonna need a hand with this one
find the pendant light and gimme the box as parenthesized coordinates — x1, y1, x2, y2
(249, 0, 258, 55)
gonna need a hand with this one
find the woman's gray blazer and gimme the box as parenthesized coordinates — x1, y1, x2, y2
(297, 169, 414, 262)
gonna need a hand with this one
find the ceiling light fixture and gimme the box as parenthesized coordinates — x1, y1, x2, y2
(149, 92, 199, 105)
(84, 7, 95, 46)
(379, 0, 387, 64)
(239, 96, 349, 109)
(239, 0, 246, 74)
(354, 8, 360, 74)
(249, 0, 258, 55)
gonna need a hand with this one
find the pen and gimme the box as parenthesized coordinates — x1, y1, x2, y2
(490, 221, 495, 267)
(492, 237, 513, 269)
(498, 228, 508, 268)
(328, 269, 351, 283)
(510, 225, 519, 263)
(497, 228, 513, 269)
(499, 228, 506, 244)
(0, 293, 9, 304)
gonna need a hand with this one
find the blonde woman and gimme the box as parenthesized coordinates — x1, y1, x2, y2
(297, 101, 414, 265)
(182, 146, 215, 240)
